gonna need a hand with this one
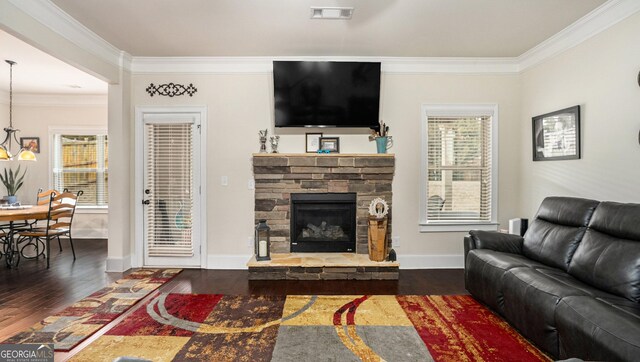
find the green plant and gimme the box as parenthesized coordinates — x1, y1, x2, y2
(0, 165, 26, 196)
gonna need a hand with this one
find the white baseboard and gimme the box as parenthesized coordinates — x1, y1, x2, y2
(203, 253, 463, 270)
(207, 254, 252, 269)
(397, 254, 464, 269)
(106, 255, 132, 272)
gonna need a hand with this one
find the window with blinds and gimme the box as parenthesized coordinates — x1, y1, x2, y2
(52, 133, 108, 207)
(144, 123, 194, 257)
(422, 105, 497, 228)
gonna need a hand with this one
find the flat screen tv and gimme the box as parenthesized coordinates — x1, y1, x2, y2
(273, 61, 381, 128)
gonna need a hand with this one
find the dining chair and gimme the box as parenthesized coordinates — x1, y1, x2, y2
(18, 191, 82, 268)
(36, 188, 59, 205)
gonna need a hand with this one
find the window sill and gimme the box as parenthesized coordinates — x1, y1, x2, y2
(76, 206, 108, 214)
(419, 222, 498, 233)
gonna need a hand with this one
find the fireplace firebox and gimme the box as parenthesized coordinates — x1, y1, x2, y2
(290, 193, 356, 252)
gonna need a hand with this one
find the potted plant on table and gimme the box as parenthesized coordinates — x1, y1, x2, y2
(0, 165, 26, 204)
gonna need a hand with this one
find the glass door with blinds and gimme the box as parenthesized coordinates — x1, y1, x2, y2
(142, 114, 201, 267)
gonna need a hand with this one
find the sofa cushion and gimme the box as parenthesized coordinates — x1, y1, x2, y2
(556, 296, 640, 361)
(501, 267, 610, 356)
(568, 202, 640, 302)
(465, 250, 551, 314)
(522, 197, 599, 271)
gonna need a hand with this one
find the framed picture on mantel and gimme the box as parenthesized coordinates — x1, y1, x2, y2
(532, 105, 580, 161)
(319, 137, 340, 153)
(305, 133, 323, 153)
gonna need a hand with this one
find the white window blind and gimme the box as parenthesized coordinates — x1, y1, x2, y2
(145, 123, 194, 257)
(425, 113, 493, 224)
(52, 134, 108, 207)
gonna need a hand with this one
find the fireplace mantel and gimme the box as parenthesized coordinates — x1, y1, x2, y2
(252, 153, 395, 255)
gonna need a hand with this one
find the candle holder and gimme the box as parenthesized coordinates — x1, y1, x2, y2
(255, 219, 271, 261)
(258, 129, 268, 153)
(270, 135, 280, 153)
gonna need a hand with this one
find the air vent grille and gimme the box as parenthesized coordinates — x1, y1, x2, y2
(310, 7, 354, 20)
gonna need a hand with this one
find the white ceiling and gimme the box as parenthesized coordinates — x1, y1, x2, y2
(52, 0, 606, 57)
(0, 0, 613, 95)
(0, 30, 107, 95)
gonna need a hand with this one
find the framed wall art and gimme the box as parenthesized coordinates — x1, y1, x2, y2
(20, 137, 40, 153)
(319, 137, 340, 153)
(305, 133, 323, 153)
(532, 105, 580, 161)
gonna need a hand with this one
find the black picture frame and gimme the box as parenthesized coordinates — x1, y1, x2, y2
(305, 133, 323, 153)
(20, 137, 40, 153)
(319, 137, 340, 153)
(532, 105, 580, 161)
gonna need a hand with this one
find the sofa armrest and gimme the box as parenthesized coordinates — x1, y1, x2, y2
(463, 235, 477, 268)
(468, 230, 524, 255)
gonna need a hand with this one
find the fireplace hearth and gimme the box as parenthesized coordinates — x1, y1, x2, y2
(290, 193, 356, 252)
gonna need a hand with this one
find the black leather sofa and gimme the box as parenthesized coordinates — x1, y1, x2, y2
(464, 196, 640, 361)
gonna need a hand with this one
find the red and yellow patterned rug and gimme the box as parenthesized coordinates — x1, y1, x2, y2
(70, 294, 549, 361)
(3, 268, 181, 351)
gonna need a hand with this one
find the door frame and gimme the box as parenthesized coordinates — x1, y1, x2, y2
(133, 106, 208, 268)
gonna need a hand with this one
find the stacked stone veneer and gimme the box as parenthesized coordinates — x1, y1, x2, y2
(253, 154, 394, 254)
(248, 266, 399, 280)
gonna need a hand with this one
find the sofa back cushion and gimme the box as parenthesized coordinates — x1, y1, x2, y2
(568, 201, 640, 302)
(523, 197, 599, 271)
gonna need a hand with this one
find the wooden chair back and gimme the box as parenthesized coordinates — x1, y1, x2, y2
(36, 188, 59, 206)
(46, 191, 82, 230)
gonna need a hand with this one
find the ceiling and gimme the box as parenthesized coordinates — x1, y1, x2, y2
(0, 0, 612, 95)
(52, 0, 606, 58)
(0, 30, 107, 95)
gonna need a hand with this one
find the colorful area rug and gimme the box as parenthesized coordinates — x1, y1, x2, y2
(70, 294, 549, 362)
(3, 268, 181, 351)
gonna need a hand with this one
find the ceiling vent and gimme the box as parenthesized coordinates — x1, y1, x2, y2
(310, 7, 354, 20)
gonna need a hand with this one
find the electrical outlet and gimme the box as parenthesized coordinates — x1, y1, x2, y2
(221, 176, 228, 186)
(248, 179, 255, 190)
(248, 236, 254, 249)
(392, 236, 400, 248)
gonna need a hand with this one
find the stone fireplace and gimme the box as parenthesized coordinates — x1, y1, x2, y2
(253, 153, 394, 255)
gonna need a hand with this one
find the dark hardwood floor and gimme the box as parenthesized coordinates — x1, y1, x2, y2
(0, 238, 467, 355)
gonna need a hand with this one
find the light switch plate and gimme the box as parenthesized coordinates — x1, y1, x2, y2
(221, 176, 228, 186)
(392, 236, 400, 248)
(248, 179, 255, 190)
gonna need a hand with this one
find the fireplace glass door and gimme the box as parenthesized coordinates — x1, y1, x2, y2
(290, 193, 356, 252)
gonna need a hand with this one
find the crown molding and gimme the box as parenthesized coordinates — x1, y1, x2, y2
(131, 56, 520, 75)
(6, 0, 132, 71)
(131, 57, 273, 74)
(517, 0, 640, 71)
(0, 91, 107, 106)
(381, 57, 519, 74)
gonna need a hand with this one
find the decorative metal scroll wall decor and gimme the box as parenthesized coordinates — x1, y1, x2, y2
(146, 83, 197, 97)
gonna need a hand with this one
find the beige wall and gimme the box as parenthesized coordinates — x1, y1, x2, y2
(6, 101, 108, 238)
(132, 72, 521, 267)
(519, 11, 640, 216)
(6, 3, 638, 270)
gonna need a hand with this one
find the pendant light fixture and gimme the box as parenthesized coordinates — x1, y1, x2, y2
(2, 60, 36, 161)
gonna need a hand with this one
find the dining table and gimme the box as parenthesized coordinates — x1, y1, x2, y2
(0, 204, 50, 268)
